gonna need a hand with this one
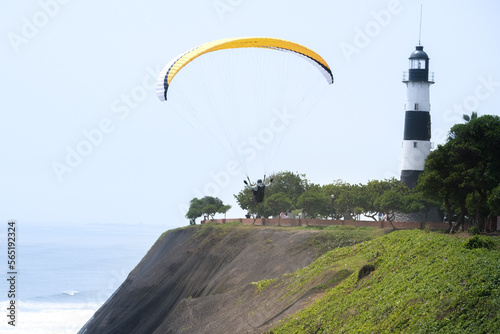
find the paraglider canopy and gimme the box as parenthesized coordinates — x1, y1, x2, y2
(156, 37, 334, 101)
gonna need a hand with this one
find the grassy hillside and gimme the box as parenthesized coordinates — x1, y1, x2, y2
(264, 229, 500, 333)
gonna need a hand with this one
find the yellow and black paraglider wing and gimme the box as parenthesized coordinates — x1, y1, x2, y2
(156, 37, 334, 101)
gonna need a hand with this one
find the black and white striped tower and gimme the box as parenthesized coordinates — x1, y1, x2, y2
(400, 45, 434, 188)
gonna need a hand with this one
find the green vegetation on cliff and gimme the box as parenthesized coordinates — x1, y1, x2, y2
(265, 229, 500, 333)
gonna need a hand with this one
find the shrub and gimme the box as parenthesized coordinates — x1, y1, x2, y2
(251, 278, 276, 293)
(357, 264, 375, 280)
(468, 225, 480, 235)
(464, 235, 495, 250)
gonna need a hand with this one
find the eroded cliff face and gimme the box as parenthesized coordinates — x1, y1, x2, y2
(79, 225, 324, 334)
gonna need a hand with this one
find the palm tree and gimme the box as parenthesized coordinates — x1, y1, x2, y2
(463, 111, 478, 122)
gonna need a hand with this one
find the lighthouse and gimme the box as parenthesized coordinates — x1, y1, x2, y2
(400, 45, 434, 189)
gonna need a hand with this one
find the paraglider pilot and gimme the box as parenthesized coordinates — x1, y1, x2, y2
(244, 177, 273, 203)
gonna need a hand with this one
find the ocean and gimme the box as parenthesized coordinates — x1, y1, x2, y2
(1, 222, 168, 333)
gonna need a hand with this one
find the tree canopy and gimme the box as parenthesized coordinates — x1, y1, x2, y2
(235, 171, 410, 221)
(418, 113, 500, 231)
(234, 171, 306, 217)
(186, 196, 231, 225)
(297, 185, 331, 219)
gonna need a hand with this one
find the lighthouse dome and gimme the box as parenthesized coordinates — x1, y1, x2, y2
(409, 45, 429, 59)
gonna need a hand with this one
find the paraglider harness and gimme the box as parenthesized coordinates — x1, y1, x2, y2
(253, 183, 265, 203)
(244, 176, 272, 204)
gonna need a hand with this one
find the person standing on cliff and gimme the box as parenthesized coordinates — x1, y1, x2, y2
(244, 177, 273, 203)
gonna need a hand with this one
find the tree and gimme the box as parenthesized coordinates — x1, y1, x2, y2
(418, 114, 500, 231)
(186, 196, 230, 224)
(321, 180, 349, 219)
(234, 187, 254, 215)
(418, 144, 457, 231)
(297, 186, 331, 219)
(486, 185, 500, 230)
(186, 198, 205, 225)
(449, 114, 500, 229)
(234, 171, 307, 216)
(218, 204, 231, 219)
(203, 204, 218, 220)
(374, 190, 403, 229)
(265, 192, 292, 224)
(266, 171, 307, 206)
(322, 178, 408, 221)
(462, 111, 478, 123)
(404, 190, 440, 223)
(419, 142, 473, 232)
(331, 182, 359, 220)
(359, 179, 407, 221)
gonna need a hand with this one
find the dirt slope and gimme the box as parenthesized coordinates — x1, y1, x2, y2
(78, 225, 328, 334)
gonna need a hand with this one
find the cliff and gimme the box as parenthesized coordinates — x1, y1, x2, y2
(79, 223, 500, 333)
(79, 223, 379, 333)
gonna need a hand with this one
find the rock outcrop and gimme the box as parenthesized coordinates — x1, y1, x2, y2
(79, 225, 326, 334)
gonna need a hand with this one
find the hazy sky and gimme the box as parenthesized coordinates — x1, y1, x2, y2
(2, 0, 500, 228)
